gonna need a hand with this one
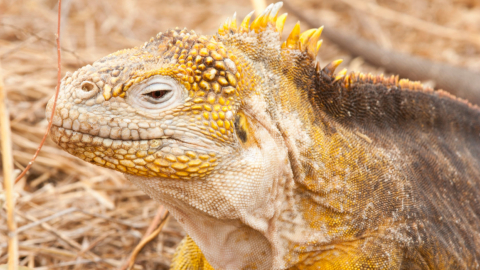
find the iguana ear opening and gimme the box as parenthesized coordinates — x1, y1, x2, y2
(234, 111, 249, 143)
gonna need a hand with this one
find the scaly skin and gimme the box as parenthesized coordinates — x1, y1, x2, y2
(47, 3, 480, 269)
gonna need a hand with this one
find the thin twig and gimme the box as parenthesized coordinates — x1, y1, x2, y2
(32, 258, 121, 270)
(16, 207, 77, 234)
(15, 211, 118, 269)
(14, 0, 63, 184)
(142, 205, 168, 239)
(0, 60, 18, 269)
(77, 209, 149, 229)
(119, 206, 170, 270)
(13, 207, 147, 235)
(338, 0, 480, 47)
(0, 23, 86, 64)
(74, 231, 116, 264)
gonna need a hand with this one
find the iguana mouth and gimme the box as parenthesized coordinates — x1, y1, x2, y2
(50, 125, 220, 178)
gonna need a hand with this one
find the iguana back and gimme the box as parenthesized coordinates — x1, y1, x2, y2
(311, 73, 480, 268)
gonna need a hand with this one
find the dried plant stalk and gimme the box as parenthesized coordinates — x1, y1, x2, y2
(0, 62, 18, 268)
(338, 0, 480, 46)
(120, 206, 170, 270)
(14, 0, 63, 184)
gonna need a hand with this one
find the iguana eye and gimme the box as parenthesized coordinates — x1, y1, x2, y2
(127, 76, 185, 112)
(142, 83, 174, 103)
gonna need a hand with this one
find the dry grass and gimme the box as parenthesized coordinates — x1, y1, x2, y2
(0, 0, 479, 269)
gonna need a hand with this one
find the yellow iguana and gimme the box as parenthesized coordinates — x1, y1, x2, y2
(46, 2, 480, 269)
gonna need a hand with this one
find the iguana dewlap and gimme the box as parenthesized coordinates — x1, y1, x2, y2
(46, 2, 480, 269)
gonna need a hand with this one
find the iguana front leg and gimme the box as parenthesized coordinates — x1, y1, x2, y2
(171, 236, 215, 270)
(289, 238, 404, 270)
(172, 236, 405, 270)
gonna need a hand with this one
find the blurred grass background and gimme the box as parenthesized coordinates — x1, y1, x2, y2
(1, 0, 479, 269)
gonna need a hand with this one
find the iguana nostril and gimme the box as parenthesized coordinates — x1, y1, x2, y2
(75, 80, 99, 100)
(81, 81, 97, 92)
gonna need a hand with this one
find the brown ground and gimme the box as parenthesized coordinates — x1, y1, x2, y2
(1, 0, 479, 269)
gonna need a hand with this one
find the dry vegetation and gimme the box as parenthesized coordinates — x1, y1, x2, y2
(1, 0, 479, 269)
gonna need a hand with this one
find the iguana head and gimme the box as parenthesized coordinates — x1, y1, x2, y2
(47, 2, 344, 268)
(47, 2, 327, 204)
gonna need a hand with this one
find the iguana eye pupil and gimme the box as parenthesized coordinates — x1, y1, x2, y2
(148, 90, 169, 99)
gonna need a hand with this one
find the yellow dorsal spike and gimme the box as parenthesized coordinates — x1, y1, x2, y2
(322, 59, 343, 76)
(223, 18, 231, 31)
(285, 22, 301, 49)
(258, 14, 269, 30)
(337, 68, 348, 76)
(307, 27, 324, 57)
(331, 59, 343, 70)
(269, 2, 283, 24)
(218, 22, 225, 35)
(261, 10, 270, 28)
(276, 13, 288, 34)
(262, 3, 274, 18)
(263, 3, 274, 27)
(316, 39, 323, 51)
(250, 15, 262, 32)
(299, 29, 317, 48)
(231, 12, 237, 31)
(334, 68, 348, 82)
(240, 11, 254, 33)
(251, 3, 273, 32)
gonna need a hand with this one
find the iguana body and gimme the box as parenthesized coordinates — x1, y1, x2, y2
(46, 3, 480, 269)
